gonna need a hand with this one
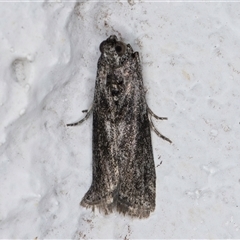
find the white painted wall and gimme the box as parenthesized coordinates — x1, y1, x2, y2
(0, 1, 240, 238)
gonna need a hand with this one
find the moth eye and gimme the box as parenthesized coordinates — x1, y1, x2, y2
(115, 42, 126, 56)
(99, 41, 106, 53)
(115, 45, 122, 53)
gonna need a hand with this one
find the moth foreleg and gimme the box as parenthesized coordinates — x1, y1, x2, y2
(66, 106, 93, 127)
(147, 106, 168, 120)
(148, 114, 172, 144)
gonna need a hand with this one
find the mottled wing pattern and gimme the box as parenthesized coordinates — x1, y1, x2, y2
(80, 36, 155, 218)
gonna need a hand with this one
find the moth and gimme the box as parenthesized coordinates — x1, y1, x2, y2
(67, 35, 171, 218)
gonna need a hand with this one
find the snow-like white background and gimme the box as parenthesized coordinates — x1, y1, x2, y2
(1, 1, 240, 239)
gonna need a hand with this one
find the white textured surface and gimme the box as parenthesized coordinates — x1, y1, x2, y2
(1, 2, 240, 239)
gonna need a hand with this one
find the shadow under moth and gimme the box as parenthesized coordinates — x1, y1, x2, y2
(67, 35, 171, 218)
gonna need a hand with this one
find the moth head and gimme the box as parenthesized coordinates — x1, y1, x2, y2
(99, 35, 133, 66)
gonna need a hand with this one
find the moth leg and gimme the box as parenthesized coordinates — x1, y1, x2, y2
(148, 115, 172, 143)
(66, 106, 93, 127)
(147, 106, 168, 120)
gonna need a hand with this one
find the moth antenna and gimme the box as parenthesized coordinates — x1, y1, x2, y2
(148, 114, 172, 144)
(66, 106, 93, 127)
